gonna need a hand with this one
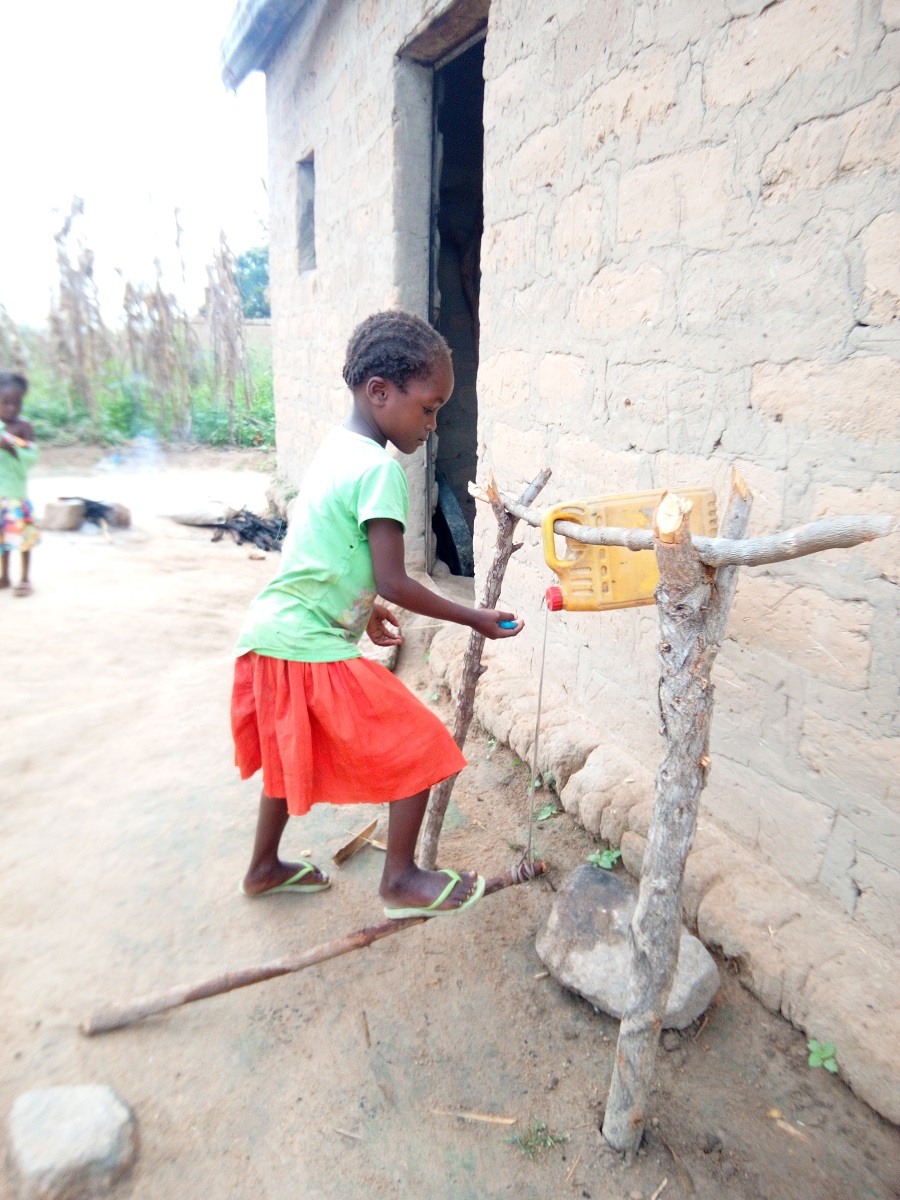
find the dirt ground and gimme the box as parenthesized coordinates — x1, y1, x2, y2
(2, 446, 898, 1200)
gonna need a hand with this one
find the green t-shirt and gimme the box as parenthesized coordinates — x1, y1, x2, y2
(0, 440, 38, 499)
(236, 427, 408, 663)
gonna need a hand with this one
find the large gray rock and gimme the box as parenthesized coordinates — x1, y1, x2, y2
(536, 864, 720, 1029)
(7, 1085, 137, 1200)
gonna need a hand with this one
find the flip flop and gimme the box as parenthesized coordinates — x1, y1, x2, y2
(239, 860, 331, 896)
(383, 869, 486, 919)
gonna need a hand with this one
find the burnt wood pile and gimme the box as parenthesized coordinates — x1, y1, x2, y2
(209, 509, 286, 552)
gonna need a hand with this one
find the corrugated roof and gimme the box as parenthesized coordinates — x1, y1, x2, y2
(220, 0, 313, 89)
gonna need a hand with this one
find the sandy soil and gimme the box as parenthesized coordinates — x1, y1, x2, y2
(1, 448, 898, 1200)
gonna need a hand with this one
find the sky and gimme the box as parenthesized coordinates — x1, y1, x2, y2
(0, 0, 268, 326)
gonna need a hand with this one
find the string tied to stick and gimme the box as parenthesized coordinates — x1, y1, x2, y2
(522, 599, 550, 870)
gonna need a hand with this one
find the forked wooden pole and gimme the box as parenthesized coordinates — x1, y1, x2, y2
(80, 860, 548, 1036)
(417, 465, 892, 1154)
(419, 467, 552, 870)
(601, 471, 751, 1153)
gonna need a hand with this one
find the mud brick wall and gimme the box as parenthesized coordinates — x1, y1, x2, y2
(260, 0, 898, 1120)
(265, 0, 460, 565)
(474, 0, 899, 955)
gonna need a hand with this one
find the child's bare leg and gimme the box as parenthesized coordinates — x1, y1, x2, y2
(14, 550, 32, 596)
(0, 550, 9, 588)
(242, 789, 329, 895)
(379, 789, 479, 910)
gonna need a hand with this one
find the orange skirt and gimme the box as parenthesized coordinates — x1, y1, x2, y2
(231, 652, 467, 816)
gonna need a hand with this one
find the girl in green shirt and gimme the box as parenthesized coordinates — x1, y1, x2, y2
(233, 312, 524, 917)
(0, 372, 39, 597)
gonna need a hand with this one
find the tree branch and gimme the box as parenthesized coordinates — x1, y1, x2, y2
(81, 860, 548, 1036)
(602, 477, 752, 1154)
(499, 494, 894, 568)
(419, 468, 552, 870)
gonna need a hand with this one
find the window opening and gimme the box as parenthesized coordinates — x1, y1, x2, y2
(297, 157, 316, 273)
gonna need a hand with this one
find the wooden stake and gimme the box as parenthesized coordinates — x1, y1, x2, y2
(80, 860, 547, 1036)
(460, 465, 890, 1154)
(419, 468, 552, 870)
(601, 472, 752, 1153)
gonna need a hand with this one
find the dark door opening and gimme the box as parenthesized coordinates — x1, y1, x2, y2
(428, 36, 484, 578)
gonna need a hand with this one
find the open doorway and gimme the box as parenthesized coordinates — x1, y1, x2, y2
(428, 35, 484, 578)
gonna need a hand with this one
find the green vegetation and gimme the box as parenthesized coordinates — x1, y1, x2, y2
(234, 245, 270, 319)
(508, 1119, 569, 1158)
(2, 199, 274, 449)
(588, 848, 621, 870)
(19, 340, 274, 449)
(807, 1039, 838, 1073)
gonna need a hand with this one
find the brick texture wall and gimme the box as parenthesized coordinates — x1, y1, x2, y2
(261, 0, 899, 1114)
(474, 0, 899, 953)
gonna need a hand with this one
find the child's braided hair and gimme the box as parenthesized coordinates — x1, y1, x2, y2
(342, 311, 450, 391)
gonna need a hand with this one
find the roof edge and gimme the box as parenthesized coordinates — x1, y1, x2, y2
(220, 0, 315, 89)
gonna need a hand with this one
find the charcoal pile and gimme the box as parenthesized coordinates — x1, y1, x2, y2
(210, 510, 286, 552)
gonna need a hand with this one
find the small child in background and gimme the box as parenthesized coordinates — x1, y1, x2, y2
(232, 311, 524, 917)
(0, 372, 39, 597)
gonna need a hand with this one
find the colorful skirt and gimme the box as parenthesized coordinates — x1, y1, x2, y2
(0, 498, 40, 552)
(231, 651, 467, 816)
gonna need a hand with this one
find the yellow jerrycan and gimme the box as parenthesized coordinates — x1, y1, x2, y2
(542, 488, 718, 612)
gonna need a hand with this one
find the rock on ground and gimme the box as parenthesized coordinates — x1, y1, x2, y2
(7, 1085, 136, 1200)
(536, 864, 720, 1029)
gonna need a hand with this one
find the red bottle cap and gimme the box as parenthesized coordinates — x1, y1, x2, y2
(546, 585, 564, 611)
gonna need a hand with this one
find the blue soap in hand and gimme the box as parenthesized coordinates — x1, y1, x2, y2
(498, 619, 518, 629)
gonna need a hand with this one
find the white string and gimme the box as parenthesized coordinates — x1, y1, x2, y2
(383, 607, 550, 867)
(525, 603, 550, 865)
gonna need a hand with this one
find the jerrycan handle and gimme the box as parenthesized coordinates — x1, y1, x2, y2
(542, 504, 578, 573)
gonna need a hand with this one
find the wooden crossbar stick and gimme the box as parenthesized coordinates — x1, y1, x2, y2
(502, 494, 894, 568)
(80, 860, 547, 1036)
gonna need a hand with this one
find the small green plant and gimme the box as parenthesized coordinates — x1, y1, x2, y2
(588, 849, 621, 870)
(807, 1039, 838, 1073)
(536, 802, 558, 822)
(512, 755, 522, 766)
(508, 1119, 569, 1158)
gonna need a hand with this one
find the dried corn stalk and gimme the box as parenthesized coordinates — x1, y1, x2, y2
(122, 269, 198, 439)
(48, 198, 110, 418)
(205, 232, 251, 442)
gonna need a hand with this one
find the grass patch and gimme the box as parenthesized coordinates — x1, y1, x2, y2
(508, 1119, 569, 1158)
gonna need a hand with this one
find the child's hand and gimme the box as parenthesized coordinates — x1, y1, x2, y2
(367, 602, 404, 647)
(471, 609, 525, 640)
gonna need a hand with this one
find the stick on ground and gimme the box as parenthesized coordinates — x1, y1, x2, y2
(80, 860, 547, 1036)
